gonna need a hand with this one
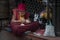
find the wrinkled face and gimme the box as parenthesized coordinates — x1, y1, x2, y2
(18, 11, 25, 16)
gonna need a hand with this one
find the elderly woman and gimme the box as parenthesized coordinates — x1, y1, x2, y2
(10, 3, 40, 36)
(11, 3, 30, 23)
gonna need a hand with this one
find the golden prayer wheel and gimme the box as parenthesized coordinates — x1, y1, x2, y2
(40, 7, 52, 19)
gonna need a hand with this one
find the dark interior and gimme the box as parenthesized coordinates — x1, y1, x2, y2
(0, 0, 60, 39)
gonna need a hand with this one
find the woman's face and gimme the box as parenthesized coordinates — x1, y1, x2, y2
(19, 11, 25, 16)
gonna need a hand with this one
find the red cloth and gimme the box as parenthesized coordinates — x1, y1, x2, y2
(35, 29, 45, 35)
(17, 3, 26, 11)
(10, 22, 40, 36)
(24, 12, 30, 19)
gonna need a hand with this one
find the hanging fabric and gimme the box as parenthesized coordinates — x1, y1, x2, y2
(43, 20, 55, 37)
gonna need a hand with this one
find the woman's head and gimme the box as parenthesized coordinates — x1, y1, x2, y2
(18, 3, 26, 11)
(17, 3, 26, 16)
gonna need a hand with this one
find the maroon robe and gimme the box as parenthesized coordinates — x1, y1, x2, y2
(10, 3, 40, 36)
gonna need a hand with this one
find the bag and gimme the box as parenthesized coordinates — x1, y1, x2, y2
(43, 21, 55, 37)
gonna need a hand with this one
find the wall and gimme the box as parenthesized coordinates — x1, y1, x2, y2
(0, 0, 9, 29)
(0, 0, 9, 18)
(55, 1, 60, 36)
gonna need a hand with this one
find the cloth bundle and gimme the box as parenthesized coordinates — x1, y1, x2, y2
(43, 21, 55, 37)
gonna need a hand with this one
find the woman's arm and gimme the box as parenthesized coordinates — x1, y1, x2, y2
(11, 15, 16, 22)
(11, 15, 21, 22)
(11, 9, 21, 22)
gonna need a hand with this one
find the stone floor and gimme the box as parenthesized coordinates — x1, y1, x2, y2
(0, 30, 26, 40)
(0, 30, 60, 40)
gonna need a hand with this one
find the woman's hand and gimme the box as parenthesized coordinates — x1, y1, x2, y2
(25, 19, 31, 23)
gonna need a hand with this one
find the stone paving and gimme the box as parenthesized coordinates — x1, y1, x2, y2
(0, 30, 60, 40)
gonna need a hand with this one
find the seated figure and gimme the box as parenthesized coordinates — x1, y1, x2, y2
(11, 3, 31, 24)
(10, 3, 40, 36)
